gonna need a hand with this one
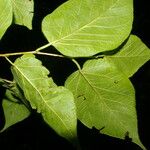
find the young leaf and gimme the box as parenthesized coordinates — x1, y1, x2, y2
(0, 0, 12, 38)
(10, 54, 77, 141)
(1, 89, 30, 132)
(42, 0, 133, 57)
(65, 58, 145, 149)
(106, 35, 150, 77)
(12, 0, 34, 29)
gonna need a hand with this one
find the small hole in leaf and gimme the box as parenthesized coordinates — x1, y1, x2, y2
(77, 94, 86, 100)
(124, 131, 132, 142)
(99, 126, 105, 131)
(114, 80, 119, 84)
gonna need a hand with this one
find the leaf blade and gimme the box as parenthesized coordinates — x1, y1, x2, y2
(0, 0, 34, 39)
(0, 0, 12, 39)
(11, 54, 77, 141)
(106, 35, 150, 77)
(65, 58, 145, 149)
(42, 0, 133, 57)
(1, 89, 30, 132)
(12, 0, 34, 29)
(42, 87, 77, 141)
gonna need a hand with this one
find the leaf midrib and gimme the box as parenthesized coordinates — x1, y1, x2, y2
(50, 0, 120, 45)
(78, 70, 132, 133)
(13, 64, 74, 137)
(108, 55, 150, 58)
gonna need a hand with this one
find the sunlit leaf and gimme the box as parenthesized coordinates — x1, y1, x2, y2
(0, 0, 12, 38)
(11, 54, 77, 141)
(0, 89, 30, 132)
(65, 58, 145, 149)
(42, 0, 133, 57)
(106, 35, 150, 77)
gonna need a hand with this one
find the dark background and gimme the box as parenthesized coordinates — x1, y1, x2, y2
(0, 0, 150, 149)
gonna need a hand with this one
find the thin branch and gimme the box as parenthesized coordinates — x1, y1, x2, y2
(0, 51, 65, 58)
(72, 59, 81, 70)
(5, 57, 14, 65)
(35, 51, 65, 58)
(0, 51, 34, 57)
(35, 43, 52, 52)
(0, 48, 104, 60)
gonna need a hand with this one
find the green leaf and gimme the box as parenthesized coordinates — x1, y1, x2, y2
(65, 58, 145, 149)
(42, 86, 77, 142)
(12, 0, 34, 29)
(0, 0, 34, 39)
(0, 0, 12, 39)
(11, 54, 77, 141)
(42, 0, 133, 57)
(106, 35, 150, 77)
(1, 89, 30, 132)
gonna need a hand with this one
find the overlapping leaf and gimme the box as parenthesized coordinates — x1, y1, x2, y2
(1, 89, 30, 132)
(42, 0, 133, 57)
(0, 0, 34, 39)
(106, 35, 150, 77)
(65, 58, 145, 149)
(11, 54, 77, 141)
